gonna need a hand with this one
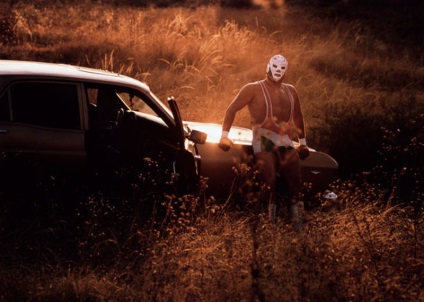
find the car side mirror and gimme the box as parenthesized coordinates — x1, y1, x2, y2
(189, 129, 207, 144)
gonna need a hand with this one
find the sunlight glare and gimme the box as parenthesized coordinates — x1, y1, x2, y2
(189, 124, 222, 143)
(187, 123, 253, 144)
(252, 0, 285, 8)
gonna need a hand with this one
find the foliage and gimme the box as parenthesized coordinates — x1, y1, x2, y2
(2, 1, 422, 177)
(0, 167, 422, 301)
(0, 2, 423, 301)
(0, 118, 422, 301)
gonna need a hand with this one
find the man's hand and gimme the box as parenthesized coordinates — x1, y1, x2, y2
(219, 137, 233, 151)
(297, 145, 310, 160)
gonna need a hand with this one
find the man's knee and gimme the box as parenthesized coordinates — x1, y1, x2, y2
(255, 153, 277, 183)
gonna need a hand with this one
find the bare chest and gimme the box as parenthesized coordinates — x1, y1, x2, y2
(249, 84, 292, 125)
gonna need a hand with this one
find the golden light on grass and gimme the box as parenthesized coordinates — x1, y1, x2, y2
(0, 1, 422, 301)
(252, 0, 285, 8)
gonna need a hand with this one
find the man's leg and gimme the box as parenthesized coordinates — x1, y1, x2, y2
(254, 151, 278, 222)
(279, 149, 303, 228)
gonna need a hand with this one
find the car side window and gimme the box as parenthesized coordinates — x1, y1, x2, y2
(86, 85, 128, 128)
(9, 82, 81, 129)
(86, 86, 126, 110)
(0, 91, 10, 121)
(117, 92, 158, 117)
(86, 85, 162, 122)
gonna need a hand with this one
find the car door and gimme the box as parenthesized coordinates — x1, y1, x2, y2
(0, 80, 87, 176)
(82, 84, 200, 193)
(83, 84, 180, 172)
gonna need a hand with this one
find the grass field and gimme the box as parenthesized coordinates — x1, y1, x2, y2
(2, 0, 423, 173)
(0, 1, 423, 301)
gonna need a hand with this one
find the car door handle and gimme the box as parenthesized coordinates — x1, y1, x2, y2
(0, 129, 8, 134)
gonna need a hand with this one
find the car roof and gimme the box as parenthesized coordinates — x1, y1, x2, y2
(0, 60, 150, 92)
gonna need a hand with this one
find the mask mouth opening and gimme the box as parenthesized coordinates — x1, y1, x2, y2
(270, 69, 284, 81)
(272, 75, 282, 81)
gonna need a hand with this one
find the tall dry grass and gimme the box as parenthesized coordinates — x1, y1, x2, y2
(2, 1, 422, 174)
(0, 186, 422, 301)
(0, 2, 423, 301)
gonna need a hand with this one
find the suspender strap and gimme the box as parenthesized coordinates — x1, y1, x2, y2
(259, 80, 294, 124)
(282, 84, 294, 123)
(259, 80, 273, 119)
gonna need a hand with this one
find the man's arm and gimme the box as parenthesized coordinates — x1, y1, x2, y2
(288, 85, 310, 159)
(288, 85, 306, 141)
(219, 84, 254, 151)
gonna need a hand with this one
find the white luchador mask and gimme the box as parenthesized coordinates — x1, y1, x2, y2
(266, 55, 288, 82)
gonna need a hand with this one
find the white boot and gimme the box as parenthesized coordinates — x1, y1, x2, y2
(290, 201, 304, 231)
(268, 201, 277, 224)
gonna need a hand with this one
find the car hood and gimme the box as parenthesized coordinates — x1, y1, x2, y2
(184, 121, 316, 151)
(184, 121, 252, 146)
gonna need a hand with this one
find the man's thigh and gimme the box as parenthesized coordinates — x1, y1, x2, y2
(254, 151, 277, 185)
(278, 149, 302, 194)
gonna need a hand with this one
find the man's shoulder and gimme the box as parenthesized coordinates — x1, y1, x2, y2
(243, 81, 262, 89)
(282, 83, 298, 95)
(241, 81, 262, 92)
(282, 83, 295, 89)
(234, 81, 263, 103)
(245, 80, 262, 87)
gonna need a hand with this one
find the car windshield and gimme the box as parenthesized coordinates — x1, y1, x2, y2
(148, 91, 174, 118)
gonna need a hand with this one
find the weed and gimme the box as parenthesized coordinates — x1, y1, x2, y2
(0, 2, 423, 301)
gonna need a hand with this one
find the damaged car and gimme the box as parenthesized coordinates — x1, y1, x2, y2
(0, 60, 338, 199)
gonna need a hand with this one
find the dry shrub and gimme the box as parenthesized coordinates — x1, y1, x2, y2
(3, 2, 422, 133)
(295, 200, 422, 301)
(0, 264, 137, 302)
(119, 190, 423, 301)
(1, 3, 423, 301)
(139, 210, 255, 301)
(0, 167, 422, 301)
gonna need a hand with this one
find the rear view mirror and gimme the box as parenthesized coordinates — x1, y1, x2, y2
(189, 129, 207, 144)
